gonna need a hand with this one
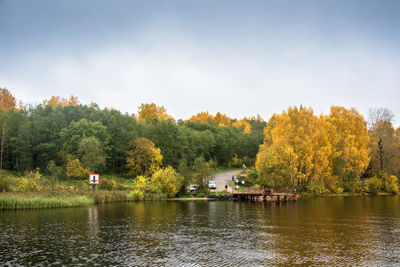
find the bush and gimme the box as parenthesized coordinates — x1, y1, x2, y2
(16, 169, 43, 192)
(47, 160, 64, 179)
(98, 178, 117, 191)
(0, 175, 15, 192)
(382, 175, 399, 194)
(333, 186, 344, 194)
(366, 176, 381, 194)
(65, 157, 90, 179)
(306, 179, 328, 195)
(342, 179, 362, 193)
(148, 167, 183, 197)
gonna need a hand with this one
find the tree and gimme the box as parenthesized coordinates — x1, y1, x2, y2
(367, 108, 399, 176)
(326, 107, 370, 185)
(193, 156, 210, 190)
(0, 88, 16, 171)
(59, 118, 111, 156)
(256, 106, 333, 192)
(65, 156, 90, 179)
(188, 111, 214, 123)
(148, 166, 183, 197)
(78, 137, 106, 172)
(126, 137, 163, 176)
(137, 103, 174, 122)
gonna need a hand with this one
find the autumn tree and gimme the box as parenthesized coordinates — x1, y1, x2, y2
(188, 111, 214, 123)
(256, 106, 333, 192)
(126, 137, 163, 176)
(148, 166, 183, 197)
(232, 119, 252, 134)
(367, 108, 399, 176)
(214, 112, 231, 126)
(326, 106, 370, 190)
(43, 95, 80, 109)
(0, 88, 16, 171)
(137, 103, 174, 122)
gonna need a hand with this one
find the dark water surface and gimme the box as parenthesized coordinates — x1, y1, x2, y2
(1, 196, 400, 266)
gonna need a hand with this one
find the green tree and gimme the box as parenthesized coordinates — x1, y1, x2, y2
(78, 137, 106, 172)
(193, 156, 210, 190)
(59, 118, 111, 156)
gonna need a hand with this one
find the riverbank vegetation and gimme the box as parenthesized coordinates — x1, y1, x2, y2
(255, 106, 400, 195)
(0, 87, 399, 209)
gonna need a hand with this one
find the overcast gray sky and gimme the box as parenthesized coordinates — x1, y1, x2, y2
(1, 0, 399, 125)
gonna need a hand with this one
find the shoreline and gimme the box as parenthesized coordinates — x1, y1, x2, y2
(1, 191, 398, 210)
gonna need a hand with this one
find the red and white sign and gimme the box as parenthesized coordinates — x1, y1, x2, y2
(89, 174, 100, 185)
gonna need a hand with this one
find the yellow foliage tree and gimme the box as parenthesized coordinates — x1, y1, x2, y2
(43, 95, 80, 109)
(326, 106, 370, 182)
(188, 111, 214, 123)
(232, 120, 252, 134)
(137, 103, 174, 122)
(0, 88, 16, 112)
(256, 106, 334, 191)
(148, 166, 183, 197)
(214, 112, 231, 126)
(65, 156, 90, 179)
(126, 137, 163, 176)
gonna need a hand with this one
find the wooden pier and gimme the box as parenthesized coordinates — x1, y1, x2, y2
(232, 187, 297, 202)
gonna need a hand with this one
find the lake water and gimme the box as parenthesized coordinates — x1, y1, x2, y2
(1, 196, 400, 266)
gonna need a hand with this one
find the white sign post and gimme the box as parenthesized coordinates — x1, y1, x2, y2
(89, 174, 100, 191)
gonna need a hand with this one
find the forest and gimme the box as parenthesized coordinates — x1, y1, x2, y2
(0, 88, 399, 200)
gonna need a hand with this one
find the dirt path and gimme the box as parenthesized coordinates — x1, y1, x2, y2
(209, 169, 242, 192)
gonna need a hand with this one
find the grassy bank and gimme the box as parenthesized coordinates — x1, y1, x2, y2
(0, 190, 168, 210)
(0, 193, 94, 209)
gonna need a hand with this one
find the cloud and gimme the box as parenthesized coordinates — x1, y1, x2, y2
(0, 31, 400, 127)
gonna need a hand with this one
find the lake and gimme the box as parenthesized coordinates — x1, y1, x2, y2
(1, 196, 400, 266)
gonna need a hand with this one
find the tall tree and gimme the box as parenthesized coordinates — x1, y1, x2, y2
(367, 108, 399, 176)
(126, 137, 163, 176)
(78, 137, 106, 173)
(326, 106, 370, 187)
(0, 88, 16, 171)
(137, 103, 174, 122)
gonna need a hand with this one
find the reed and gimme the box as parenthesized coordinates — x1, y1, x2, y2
(0, 194, 94, 210)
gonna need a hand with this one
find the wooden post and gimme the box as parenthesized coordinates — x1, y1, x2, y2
(262, 187, 265, 202)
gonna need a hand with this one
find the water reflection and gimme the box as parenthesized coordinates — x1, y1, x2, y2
(0, 196, 400, 265)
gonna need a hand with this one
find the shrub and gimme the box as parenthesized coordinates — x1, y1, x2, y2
(16, 169, 43, 192)
(306, 179, 328, 195)
(47, 160, 64, 179)
(148, 167, 183, 197)
(98, 178, 117, 191)
(0, 175, 15, 192)
(382, 175, 399, 194)
(133, 175, 148, 191)
(342, 179, 362, 193)
(65, 157, 90, 179)
(366, 176, 381, 194)
(333, 186, 344, 194)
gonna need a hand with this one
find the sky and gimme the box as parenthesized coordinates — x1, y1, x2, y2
(1, 0, 399, 125)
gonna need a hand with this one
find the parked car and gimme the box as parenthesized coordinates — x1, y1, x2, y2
(189, 185, 198, 192)
(208, 181, 216, 189)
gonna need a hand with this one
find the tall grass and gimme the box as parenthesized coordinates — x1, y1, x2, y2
(0, 194, 94, 210)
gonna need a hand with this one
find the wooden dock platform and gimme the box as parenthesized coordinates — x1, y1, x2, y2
(232, 187, 297, 202)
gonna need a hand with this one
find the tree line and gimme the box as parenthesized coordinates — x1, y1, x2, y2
(255, 106, 400, 193)
(0, 89, 265, 179)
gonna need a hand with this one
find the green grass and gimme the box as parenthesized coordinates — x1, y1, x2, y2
(0, 194, 94, 209)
